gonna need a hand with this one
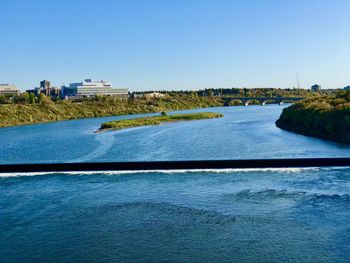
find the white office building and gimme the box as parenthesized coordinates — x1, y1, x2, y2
(0, 84, 20, 96)
(62, 79, 128, 98)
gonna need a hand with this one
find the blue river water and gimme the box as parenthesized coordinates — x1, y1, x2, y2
(1, 105, 350, 262)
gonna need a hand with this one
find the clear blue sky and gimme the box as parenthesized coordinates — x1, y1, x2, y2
(1, 0, 349, 91)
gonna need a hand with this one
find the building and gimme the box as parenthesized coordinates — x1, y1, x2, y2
(61, 82, 81, 97)
(26, 80, 61, 98)
(40, 80, 51, 89)
(311, 84, 321, 92)
(0, 84, 20, 96)
(61, 79, 128, 99)
(144, 92, 165, 99)
(38, 80, 51, 96)
(131, 92, 166, 99)
(49, 87, 61, 98)
(131, 93, 145, 99)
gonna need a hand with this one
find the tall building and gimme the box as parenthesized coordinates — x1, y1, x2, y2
(29, 80, 60, 98)
(40, 80, 51, 89)
(38, 80, 51, 96)
(0, 84, 20, 96)
(61, 79, 128, 98)
(311, 84, 321, 92)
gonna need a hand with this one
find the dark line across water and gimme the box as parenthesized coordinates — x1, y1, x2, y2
(1, 158, 350, 173)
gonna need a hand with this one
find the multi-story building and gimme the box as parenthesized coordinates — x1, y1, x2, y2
(0, 84, 20, 96)
(311, 84, 321, 92)
(26, 80, 60, 98)
(61, 79, 128, 99)
(39, 80, 51, 96)
(40, 80, 51, 89)
(49, 87, 61, 98)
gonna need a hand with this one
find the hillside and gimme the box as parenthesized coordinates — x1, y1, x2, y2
(0, 94, 223, 128)
(276, 91, 350, 144)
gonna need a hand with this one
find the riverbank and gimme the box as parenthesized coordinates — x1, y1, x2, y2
(0, 94, 223, 128)
(276, 91, 350, 144)
(98, 112, 223, 132)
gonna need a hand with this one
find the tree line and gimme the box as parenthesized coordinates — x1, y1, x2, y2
(276, 90, 350, 144)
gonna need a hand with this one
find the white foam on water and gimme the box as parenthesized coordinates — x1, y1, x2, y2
(69, 132, 116, 163)
(148, 127, 175, 138)
(0, 167, 322, 178)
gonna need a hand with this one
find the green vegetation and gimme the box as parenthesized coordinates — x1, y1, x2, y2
(228, 99, 243, 106)
(0, 87, 320, 128)
(0, 92, 37, 105)
(0, 94, 222, 128)
(276, 90, 350, 144)
(99, 112, 224, 131)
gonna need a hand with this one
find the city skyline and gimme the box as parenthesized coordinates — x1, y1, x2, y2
(1, 0, 350, 91)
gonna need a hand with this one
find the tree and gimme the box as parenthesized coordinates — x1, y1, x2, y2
(38, 93, 52, 105)
(13, 94, 25, 104)
(22, 92, 30, 104)
(190, 91, 198, 99)
(0, 95, 7, 104)
(29, 93, 36, 104)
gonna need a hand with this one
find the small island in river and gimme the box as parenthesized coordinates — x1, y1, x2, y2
(98, 112, 223, 132)
(276, 90, 350, 144)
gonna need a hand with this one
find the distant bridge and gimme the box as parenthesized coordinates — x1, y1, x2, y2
(222, 97, 305, 106)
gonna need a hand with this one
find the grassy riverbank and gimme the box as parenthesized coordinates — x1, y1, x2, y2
(276, 91, 350, 144)
(99, 112, 224, 131)
(0, 94, 223, 128)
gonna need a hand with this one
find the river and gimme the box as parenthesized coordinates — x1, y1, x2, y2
(1, 105, 350, 262)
